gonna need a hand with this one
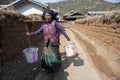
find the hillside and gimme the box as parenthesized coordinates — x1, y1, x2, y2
(48, 0, 120, 15)
(0, 0, 15, 4)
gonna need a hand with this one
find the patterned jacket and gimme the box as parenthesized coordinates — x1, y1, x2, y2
(31, 20, 70, 44)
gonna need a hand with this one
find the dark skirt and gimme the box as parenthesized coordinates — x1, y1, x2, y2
(41, 43, 62, 73)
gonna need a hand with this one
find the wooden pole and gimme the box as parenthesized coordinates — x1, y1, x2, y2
(25, 22, 31, 47)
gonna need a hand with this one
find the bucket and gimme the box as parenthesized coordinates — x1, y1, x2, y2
(23, 47, 38, 63)
(64, 43, 78, 58)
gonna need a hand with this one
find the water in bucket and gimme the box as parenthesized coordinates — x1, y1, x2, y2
(23, 48, 38, 63)
(64, 43, 78, 58)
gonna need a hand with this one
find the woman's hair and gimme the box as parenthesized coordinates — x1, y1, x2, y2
(41, 9, 58, 21)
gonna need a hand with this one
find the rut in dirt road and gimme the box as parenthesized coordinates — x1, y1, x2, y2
(70, 27, 120, 80)
(59, 29, 102, 80)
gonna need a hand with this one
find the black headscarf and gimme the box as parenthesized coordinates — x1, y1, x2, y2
(41, 9, 58, 22)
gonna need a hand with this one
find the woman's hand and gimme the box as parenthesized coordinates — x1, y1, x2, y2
(26, 32, 31, 36)
(68, 38, 70, 41)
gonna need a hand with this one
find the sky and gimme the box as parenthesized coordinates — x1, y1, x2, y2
(35, 0, 120, 3)
(104, 0, 120, 3)
(36, 0, 66, 3)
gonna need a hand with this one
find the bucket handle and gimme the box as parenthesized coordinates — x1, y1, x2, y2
(25, 22, 31, 47)
(66, 29, 74, 44)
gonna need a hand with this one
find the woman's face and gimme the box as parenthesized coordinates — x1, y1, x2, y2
(45, 13, 52, 21)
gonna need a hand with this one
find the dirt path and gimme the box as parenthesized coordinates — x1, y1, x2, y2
(58, 29, 102, 80)
(65, 25, 120, 80)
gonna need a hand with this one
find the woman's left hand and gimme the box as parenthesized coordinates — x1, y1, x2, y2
(68, 38, 70, 41)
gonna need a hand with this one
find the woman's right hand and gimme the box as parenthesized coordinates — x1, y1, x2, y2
(26, 32, 31, 36)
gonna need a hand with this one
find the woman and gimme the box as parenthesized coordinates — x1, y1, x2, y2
(26, 9, 70, 73)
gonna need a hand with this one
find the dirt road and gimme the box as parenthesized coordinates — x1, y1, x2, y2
(59, 29, 102, 80)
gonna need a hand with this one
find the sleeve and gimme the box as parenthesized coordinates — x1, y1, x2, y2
(55, 22, 70, 40)
(31, 24, 44, 35)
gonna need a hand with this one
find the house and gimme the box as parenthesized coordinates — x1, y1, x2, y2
(88, 11, 106, 16)
(0, 5, 7, 8)
(0, 0, 50, 15)
(63, 10, 85, 21)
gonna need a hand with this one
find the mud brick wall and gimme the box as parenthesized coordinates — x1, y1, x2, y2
(26, 21, 43, 45)
(0, 11, 43, 62)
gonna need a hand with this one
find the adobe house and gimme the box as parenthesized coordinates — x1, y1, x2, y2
(63, 10, 85, 21)
(0, 0, 49, 15)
